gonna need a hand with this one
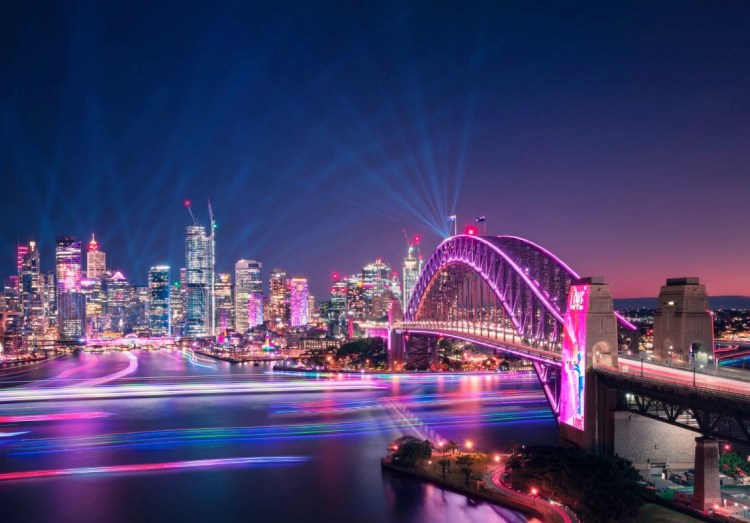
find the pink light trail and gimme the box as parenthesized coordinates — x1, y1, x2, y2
(0, 456, 309, 482)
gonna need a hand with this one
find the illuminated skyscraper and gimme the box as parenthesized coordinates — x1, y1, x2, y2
(55, 236, 82, 293)
(185, 225, 209, 337)
(402, 243, 422, 311)
(248, 292, 263, 329)
(170, 280, 184, 336)
(55, 236, 83, 340)
(362, 259, 395, 320)
(148, 266, 171, 336)
(235, 260, 262, 333)
(346, 274, 365, 319)
(289, 277, 309, 327)
(57, 292, 85, 340)
(330, 275, 347, 320)
(214, 273, 233, 333)
(18, 241, 44, 340)
(87, 234, 106, 279)
(105, 271, 130, 335)
(268, 268, 288, 327)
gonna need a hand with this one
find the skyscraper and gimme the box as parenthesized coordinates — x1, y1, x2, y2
(248, 292, 264, 330)
(214, 272, 233, 333)
(235, 260, 262, 333)
(289, 277, 309, 327)
(55, 236, 82, 293)
(18, 241, 44, 340)
(185, 225, 209, 337)
(87, 234, 106, 279)
(362, 258, 395, 320)
(268, 268, 288, 328)
(402, 243, 422, 311)
(105, 270, 130, 335)
(55, 236, 83, 340)
(148, 266, 171, 336)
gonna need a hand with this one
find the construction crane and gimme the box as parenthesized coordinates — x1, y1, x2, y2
(184, 200, 198, 225)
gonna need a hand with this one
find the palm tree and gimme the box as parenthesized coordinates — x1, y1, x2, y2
(438, 458, 451, 479)
(446, 439, 459, 455)
(456, 455, 474, 486)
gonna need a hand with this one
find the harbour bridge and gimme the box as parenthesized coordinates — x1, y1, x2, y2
(388, 234, 750, 511)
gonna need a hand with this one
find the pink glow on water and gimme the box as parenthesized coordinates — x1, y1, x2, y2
(0, 411, 110, 423)
(0, 456, 309, 482)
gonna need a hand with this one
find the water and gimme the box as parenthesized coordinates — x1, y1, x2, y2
(0, 350, 558, 522)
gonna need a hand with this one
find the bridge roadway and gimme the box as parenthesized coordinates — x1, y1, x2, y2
(395, 322, 750, 401)
(392, 321, 562, 365)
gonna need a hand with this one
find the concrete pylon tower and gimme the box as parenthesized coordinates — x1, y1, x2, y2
(558, 277, 619, 454)
(653, 278, 713, 365)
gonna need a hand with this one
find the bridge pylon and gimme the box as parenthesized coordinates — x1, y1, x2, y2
(653, 278, 714, 365)
(558, 277, 619, 454)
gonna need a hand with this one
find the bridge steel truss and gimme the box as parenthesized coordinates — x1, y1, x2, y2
(401, 235, 622, 414)
(597, 368, 750, 446)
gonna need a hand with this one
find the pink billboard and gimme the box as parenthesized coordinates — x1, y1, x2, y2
(560, 284, 589, 430)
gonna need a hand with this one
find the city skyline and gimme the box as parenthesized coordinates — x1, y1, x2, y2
(2, 3, 749, 301)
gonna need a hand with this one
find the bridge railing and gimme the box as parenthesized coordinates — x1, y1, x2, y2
(596, 357, 750, 400)
(393, 321, 562, 364)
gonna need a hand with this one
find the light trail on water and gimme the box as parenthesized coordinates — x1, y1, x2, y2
(0, 380, 385, 403)
(75, 352, 139, 387)
(0, 456, 310, 482)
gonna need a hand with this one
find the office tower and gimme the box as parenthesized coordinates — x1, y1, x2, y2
(330, 275, 347, 319)
(346, 274, 365, 319)
(18, 241, 44, 340)
(170, 280, 184, 336)
(235, 260, 262, 333)
(55, 236, 83, 340)
(289, 277, 309, 327)
(105, 270, 130, 335)
(362, 258, 394, 320)
(268, 268, 288, 327)
(402, 243, 422, 311)
(81, 277, 104, 335)
(148, 266, 171, 336)
(55, 236, 82, 293)
(57, 292, 86, 340)
(248, 292, 264, 329)
(185, 225, 209, 337)
(87, 234, 106, 279)
(214, 272, 233, 333)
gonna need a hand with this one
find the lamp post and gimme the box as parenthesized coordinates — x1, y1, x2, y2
(693, 365, 697, 387)
(640, 356, 644, 378)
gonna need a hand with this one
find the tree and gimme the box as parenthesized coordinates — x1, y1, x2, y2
(438, 459, 451, 479)
(445, 439, 459, 456)
(393, 438, 432, 469)
(456, 455, 474, 486)
(719, 452, 750, 479)
(507, 445, 642, 522)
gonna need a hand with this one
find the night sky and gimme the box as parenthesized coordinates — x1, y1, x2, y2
(1, 2, 749, 299)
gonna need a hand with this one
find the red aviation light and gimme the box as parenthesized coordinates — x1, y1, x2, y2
(332, 272, 340, 281)
(413, 235, 421, 244)
(465, 225, 478, 236)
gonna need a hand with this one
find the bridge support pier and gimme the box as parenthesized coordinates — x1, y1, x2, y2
(692, 436, 721, 512)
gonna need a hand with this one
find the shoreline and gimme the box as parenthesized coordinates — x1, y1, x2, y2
(380, 459, 558, 522)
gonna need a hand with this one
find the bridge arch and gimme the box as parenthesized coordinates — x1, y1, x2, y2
(404, 235, 633, 353)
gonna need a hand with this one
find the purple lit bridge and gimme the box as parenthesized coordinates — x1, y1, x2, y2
(388, 235, 750, 463)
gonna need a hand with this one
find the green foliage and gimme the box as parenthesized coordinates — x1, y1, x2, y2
(438, 458, 451, 479)
(393, 438, 432, 468)
(508, 446, 642, 523)
(720, 452, 750, 480)
(335, 337, 387, 367)
(455, 455, 475, 485)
